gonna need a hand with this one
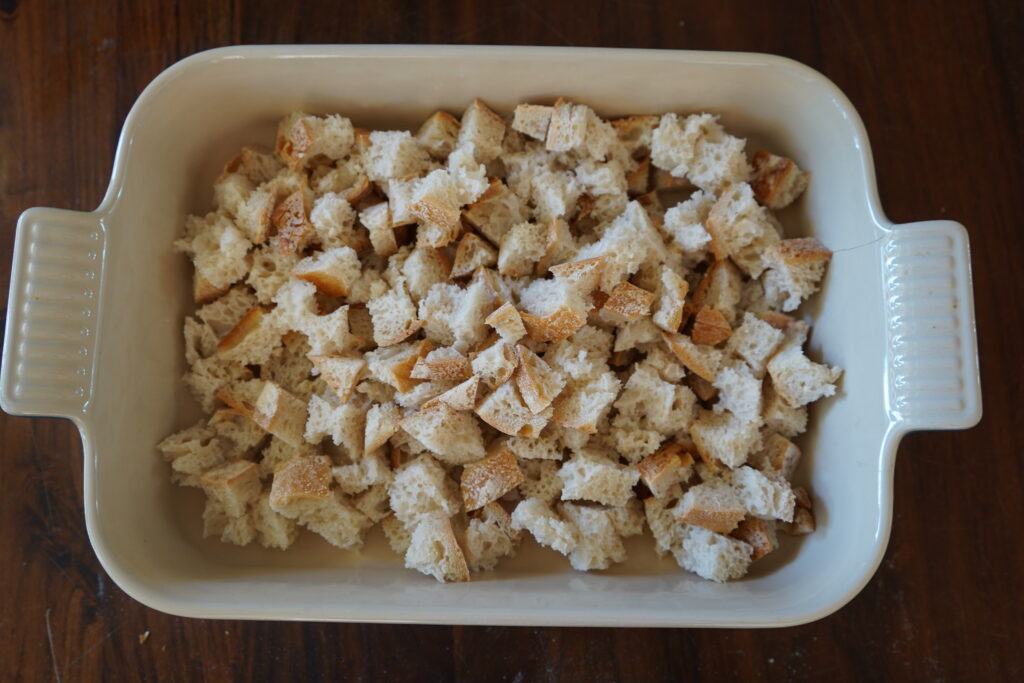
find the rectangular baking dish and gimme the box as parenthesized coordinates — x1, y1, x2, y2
(0, 45, 981, 627)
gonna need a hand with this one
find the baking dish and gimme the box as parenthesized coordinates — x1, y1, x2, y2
(0, 45, 981, 627)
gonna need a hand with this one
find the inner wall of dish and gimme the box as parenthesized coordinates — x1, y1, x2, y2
(87, 50, 890, 615)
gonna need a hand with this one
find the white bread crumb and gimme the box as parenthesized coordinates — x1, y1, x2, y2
(365, 130, 431, 182)
(457, 98, 506, 164)
(761, 238, 832, 312)
(762, 381, 808, 437)
(574, 201, 663, 293)
(766, 345, 842, 408)
(512, 104, 553, 141)
(559, 500, 642, 571)
(663, 190, 715, 259)
(557, 451, 639, 507)
(463, 502, 521, 572)
(725, 312, 785, 378)
(679, 526, 752, 583)
(689, 409, 762, 468)
(510, 498, 577, 555)
(388, 454, 460, 528)
(416, 111, 460, 159)
(518, 459, 564, 502)
(475, 380, 547, 438)
(712, 361, 763, 422)
(401, 401, 485, 465)
(497, 222, 547, 276)
(404, 512, 471, 583)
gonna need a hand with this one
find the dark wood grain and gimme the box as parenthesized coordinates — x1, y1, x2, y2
(2, 0, 1022, 680)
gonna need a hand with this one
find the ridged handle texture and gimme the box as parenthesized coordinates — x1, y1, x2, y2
(1, 208, 105, 419)
(883, 220, 981, 431)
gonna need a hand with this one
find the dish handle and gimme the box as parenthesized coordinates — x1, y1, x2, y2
(882, 220, 982, 432)
(1, 207, 105, 419)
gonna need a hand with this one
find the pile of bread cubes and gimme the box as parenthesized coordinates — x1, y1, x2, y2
(159, 97, 841, 583)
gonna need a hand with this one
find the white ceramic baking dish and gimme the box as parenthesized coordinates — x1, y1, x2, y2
(1, 45, 981, 627)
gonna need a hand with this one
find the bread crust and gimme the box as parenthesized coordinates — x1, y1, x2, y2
(662, 331, 723, 382)
(689, 259, 742, 323)
(275, 114, 314, 170)
(536, 217, 574, 274)
(652, 268, 690, 333)
(194, 274, 230, 305)
(731, 517, 777, 561)
(389, 339, 435, 393)
(758, 311, 794, 330)
(253, 382, 307, 446)
(484, 302, 526, 343)
(410, 193, 460, 231)
(771, 236, 832, 264)
(751, 150, 809, 209)
(638, 443, 693, 497)
(269, 455, 333, 510)
(514, 344, 565, 414)
(308, 354, 366, 403)
(691, 307, 733, 346)
(520, 309, 587, 343)
(410, 353, 473, 382)
(603, 282, 656, 320)
(272, 190, 313, 255)
(461, 447, 525, 511)
(423, 375, 481, 412)
(216, 307, 269, 353)
(292, 264, 348, 297)
(676, 494, 745, 535)
(550, 256, 606, 294)
(451, 232, 498, 278)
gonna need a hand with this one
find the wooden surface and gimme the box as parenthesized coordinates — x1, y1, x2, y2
(1, 0, 1022, 680)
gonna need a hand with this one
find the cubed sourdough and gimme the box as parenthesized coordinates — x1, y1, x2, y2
(463, 502, 521, 571)
(417, 111, 460, 159)
(451, 233, 497, 278)
(513, 344, 566, 414)
(388, 454, 460, 528)
(253, 382, 308, 447)
(761, 238, 832, 312)
(690, 409, 762, 468)
(638, 443, 694, 498)
(164, 99, 837, 584)
(510, 498, 578, 555)
(751, 150, 810, 209)
(292, 247, 361, 297)
(308, 355, 365, 404)
(674, 480, 747, 534)
(559, 501, 643, 571)
(766, 345, 842, 407)
(269, 456, 371, 550)
(405, 512, 471, 583)
(557, 452, 640, 507)
(513, 103, 553, 141)
(401, 402, 485, 465)
(460, 447, 525, 511)
(475, 380, 547, 438)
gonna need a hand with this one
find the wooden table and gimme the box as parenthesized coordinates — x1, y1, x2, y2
(2, 1, 1021, 680)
